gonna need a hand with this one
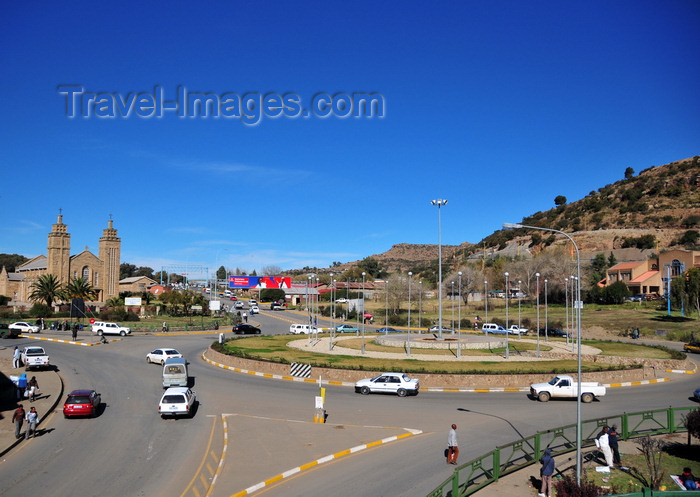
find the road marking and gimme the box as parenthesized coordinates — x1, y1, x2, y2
(180, 415, 219, 497)
(228, 428, 423, 497)
(206, 415, 230, 497)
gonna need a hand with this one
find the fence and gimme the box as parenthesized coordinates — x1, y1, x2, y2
(427, 406, 696, 497)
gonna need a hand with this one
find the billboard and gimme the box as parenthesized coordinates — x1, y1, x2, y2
(229, 276, 291, 289)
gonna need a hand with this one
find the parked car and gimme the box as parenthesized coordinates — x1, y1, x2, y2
(21, 346, 50, 370)
(158, 387, 196, 418)
(289, 324, 318, 335)
(355, 372, 419, 397)
(146, 348, 183, 365)
(507, 325, 529, 335)
(233, 324, 261, 335)
(91, 321, 131, 336)
(429, 325, 455, 334)
(335, 298, 348, 303)
(335, 324, 360, 333)
(0, 323, 20, 339)
(63, 389, 102, 418)
(10, 322, 40, 333)
(376, 327, 399, 333)
(684, 342, 700, 354)
(270, 302, 284, 310)
(627, 295, 644, 302)
(537, 328, 570, 338)
(694, 387, 700, 402)
(482, 323, 508, 334)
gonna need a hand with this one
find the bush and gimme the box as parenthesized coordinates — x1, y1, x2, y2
(29, 303, 52, 318)
(553, 474, 612, 497)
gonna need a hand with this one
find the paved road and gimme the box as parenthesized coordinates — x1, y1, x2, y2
(0, 312, 697, 497)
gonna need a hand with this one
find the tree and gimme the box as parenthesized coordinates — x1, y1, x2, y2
(683, 408, 700, 443)
(589, 253, 609, 286)
(120, 263, 137, 279)
(260, 265, 282, 276)
(261, 288, 285, 302)
(603, 281, 630, 304)
(135, 266, 155, 279)
(0, 253, 29, 272)
(554, 195, 567, 207)
(64, 277, 98, 301)
(624, 166, 635, 179)
(357, 257, 386, 278)
(29, 274, 63, 308)
(216, 265, 227, 280)
(607, 252, 617, 268)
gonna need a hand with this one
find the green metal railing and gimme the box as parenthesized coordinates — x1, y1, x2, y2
(427, 406, 696, 497)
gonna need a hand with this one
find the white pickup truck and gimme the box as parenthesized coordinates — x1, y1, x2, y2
(507, 325, 529, 335)
(529, 375, 606, 403)
(21, 346, 50, 371)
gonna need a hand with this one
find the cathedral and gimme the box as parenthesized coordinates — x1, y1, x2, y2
(0, 214, 121, 305)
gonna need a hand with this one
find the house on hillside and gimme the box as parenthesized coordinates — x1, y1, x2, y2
(604, 248, 700, 296)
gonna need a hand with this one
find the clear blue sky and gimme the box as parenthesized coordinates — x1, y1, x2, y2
(1, 1, 698, 276)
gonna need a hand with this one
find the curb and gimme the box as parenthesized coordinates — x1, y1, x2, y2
(0, 370, 64, 457)
(201, 350, 674, 392)
(230, 429, 422, 497)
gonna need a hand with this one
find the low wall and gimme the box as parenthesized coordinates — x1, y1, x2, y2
(205, 347, 693, 388)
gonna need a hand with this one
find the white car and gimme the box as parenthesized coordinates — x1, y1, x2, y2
(355, 372, 419, 397)
(158, 387, 196, 418)
(91, 321, 131, 336)
(146, 348, 183, 365)
(10, 322, 40, 333)
(249, 305, 260, 314)
(289, 324, 319, 335)
(335, 298, 348, 303)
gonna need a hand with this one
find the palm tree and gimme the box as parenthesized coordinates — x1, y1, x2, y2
(29, 274, 63, 308)
(64, 277, 98, 302)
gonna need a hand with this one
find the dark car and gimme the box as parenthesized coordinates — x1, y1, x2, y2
(0, 323, 20, 339)
(63, 389, 102, 418)
(270, 302, 284, 310)
(537, 328, 569, 338)
(684, 342, 700, 354)
(233, 324, 261, 335)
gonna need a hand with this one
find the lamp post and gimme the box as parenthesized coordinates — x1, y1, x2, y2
(329, 273, 334, 351)
(503, 222, 583, 485)
(407, 272, 412, 356)
(504, 271, 510, 359)
(431, 198, 448, 339)
(535, 272, 540, 358)
(419, 280, 423, 332)
(361, 272, 366, 354)
(457, 272, 462, 358)
(517, 279, 522, 337)
(544, 279, 549, 341)
(451, 281, 455, 334)
(571, 276, 577, 351)
(565, 277, 569, 344)
(484, 280, 488, 324)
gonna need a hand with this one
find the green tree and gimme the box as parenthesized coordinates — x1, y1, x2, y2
(135, 266, 155, 279)
(0, 253, 29, 272)
(554, 195, 567, 207)
(624, 166, 635, 179)
(29, 274, 63, 308)
(603, 281, 630, 304)
(684, 409, 700, 442)
(260, 288, 285, 302)
(120, 263, 137, 279)
(64, 277, 98, 301)
(357, 257, 386, 278)
(216, 265, 227, 280)
(607, 252, 617, 267)
(589, 253, 609, 286)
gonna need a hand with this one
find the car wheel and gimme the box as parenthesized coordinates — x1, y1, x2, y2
(397, 388, 407, 397)
(538, 392, 550, 402)
(146, 357, 152, 364)
(97, 330, 103, 336)
(360, 386, 370, 395)
(581, 393, 594, 403)
(160, 359, 166, 365)
(120, 331, 126, 336)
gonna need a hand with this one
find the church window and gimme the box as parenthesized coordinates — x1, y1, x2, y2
(82, 266, 90, 280)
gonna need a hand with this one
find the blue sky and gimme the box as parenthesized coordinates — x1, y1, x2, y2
(1, 1, 698, 276)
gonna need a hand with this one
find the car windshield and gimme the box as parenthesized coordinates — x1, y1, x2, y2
(67, 396, 91, 404)
(548, 377, 560, 386)
(25, 349, 45, 355)
(163, 395, 185, 403)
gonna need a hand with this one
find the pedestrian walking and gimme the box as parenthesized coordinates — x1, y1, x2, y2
(72, 322, 78, 340)
(25, 406, 38, 439)
(12, 346, 21, 368)
(595, 426, 614, 468)
(539, 448, 555, 497)
(243, 312, 248, 323)
(162, 321, 168, 332)
(17, 373, 27, 400)
(27, 376, 39, 402)
(12, 404, 25, 439)
(608, 424, 621, 465)
(447, 424, 459, 465)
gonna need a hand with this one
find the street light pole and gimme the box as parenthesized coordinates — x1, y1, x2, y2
(457, 272, 462, 358)
(451, 281, 455, 333)
(484, 280, 488, 324)
(536, 272, 540, 358)
(503, 222, 583, 486)
(504, 271, 510, 359)
(361, 272, 366, 354)
(407, 272, 412, 356)
(419, 280, 423, 332)
(518, 279, 522, 337)
(329, 273, 334, 351)
(431, 198, 448, 339)
(544, 279, 549, 341)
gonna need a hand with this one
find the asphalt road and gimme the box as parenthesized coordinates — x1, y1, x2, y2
(0, 309, 697, 497)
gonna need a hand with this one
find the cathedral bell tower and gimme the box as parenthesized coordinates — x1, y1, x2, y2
(47, 213, 71, 285)
(98, 218, 121, 300)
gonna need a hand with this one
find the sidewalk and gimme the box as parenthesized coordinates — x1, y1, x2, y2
(0, 345, 64, 456)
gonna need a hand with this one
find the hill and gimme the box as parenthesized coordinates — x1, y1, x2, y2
(326, 156, 700, 274)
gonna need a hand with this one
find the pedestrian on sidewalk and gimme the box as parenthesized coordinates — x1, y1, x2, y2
(25, 406, 38, 439)
(17, 373, 27, 400)
(539, 448, 555, 497)
(608, 424, 621, 465)
(72, 322, 78, 341)
(27, 376, 39, 402)
(12, 404, 25, 439)
(243, 312, 247, 323)
(595, 426, 614, 468)
(12, 346, 21, 368)
(447, 424, 459, 465)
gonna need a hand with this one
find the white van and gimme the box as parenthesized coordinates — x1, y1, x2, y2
(162, 357, 188, 388)
(289, 324, 319, 335)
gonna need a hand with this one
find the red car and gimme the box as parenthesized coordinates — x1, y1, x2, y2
(63, 389, 101, 418)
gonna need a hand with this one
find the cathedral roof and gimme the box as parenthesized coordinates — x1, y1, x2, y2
(16, 255, 47, 272)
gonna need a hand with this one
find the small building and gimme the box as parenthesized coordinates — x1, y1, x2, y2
(119, 276, 158, 294)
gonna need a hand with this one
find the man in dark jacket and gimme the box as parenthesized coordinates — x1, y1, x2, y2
(539, 448, 555, 497)
(608, 425, 620, 465)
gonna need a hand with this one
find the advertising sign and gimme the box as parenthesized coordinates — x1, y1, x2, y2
(229, 276, 291, 289)
(125, 297, 142, 306)
(209, 300, 221, 311)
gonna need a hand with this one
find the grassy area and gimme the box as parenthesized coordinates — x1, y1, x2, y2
(582, 439, 699, 493)
(214, 334, 673, 374)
